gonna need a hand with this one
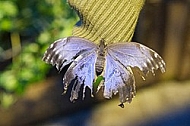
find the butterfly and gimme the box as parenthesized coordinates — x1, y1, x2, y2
(42, 36, 166, 107)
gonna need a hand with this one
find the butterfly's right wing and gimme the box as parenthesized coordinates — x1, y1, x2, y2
(107, 42, 166, 77)
(103, 42, 166, 106)
(103, 53, 136, 104)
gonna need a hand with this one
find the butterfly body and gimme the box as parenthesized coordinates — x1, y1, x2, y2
(95, 39, 106, 75)
(42, 36, 165, 107)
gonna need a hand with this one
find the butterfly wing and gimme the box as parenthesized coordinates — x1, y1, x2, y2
(107, 42, 166, 77)
(103, 42, 165, 106)
(103, 53, 136, 104)
(63, 50, 97, 101)
(42, 37, 98, 101)
(42, 37, 98, 71)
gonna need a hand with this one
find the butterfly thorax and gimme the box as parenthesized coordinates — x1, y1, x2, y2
(95, 39, 106, 75)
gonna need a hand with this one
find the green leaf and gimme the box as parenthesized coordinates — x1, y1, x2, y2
(93, 76, 104, 88)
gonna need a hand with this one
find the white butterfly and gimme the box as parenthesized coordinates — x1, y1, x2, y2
(42, 36, 165, 107)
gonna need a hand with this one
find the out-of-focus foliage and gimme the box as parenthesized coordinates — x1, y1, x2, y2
(0, 1, 18, 31)
(0, 0, 77, 107)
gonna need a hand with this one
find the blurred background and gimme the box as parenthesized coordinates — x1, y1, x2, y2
(0, 0, 190, 126)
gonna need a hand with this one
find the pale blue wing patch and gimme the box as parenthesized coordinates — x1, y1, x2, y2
(107, 42, 166, 78)
(42, 37, 98, 101)
(42, 37, 97, 71)
(63, 50, 97, 101)
(102, 53, 136, 104)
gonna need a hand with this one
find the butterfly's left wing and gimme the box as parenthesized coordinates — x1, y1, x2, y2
(63, 50, 97, 101)
(103, 53, 136, 104)
(42, 37, 98, 71)
(42, 37, 98, 101)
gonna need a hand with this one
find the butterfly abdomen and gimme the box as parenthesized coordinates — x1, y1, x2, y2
(95, 39, 106, 75)
(95, 54, 105, 75)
